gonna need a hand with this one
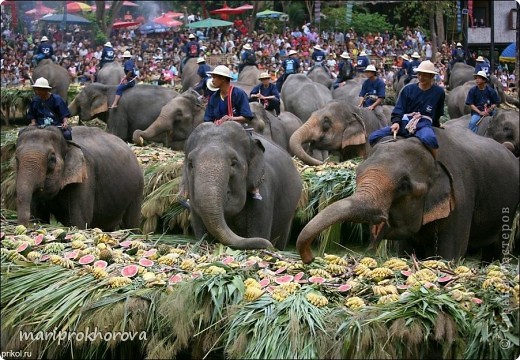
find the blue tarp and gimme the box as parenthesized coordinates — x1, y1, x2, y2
(139, 22, 168, 34)
(499, 42, 516, 63)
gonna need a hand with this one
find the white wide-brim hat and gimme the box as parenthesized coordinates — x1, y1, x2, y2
(41, 36, 48, 42)
(340, 51, 350, 59)
(313, 45, 322, 51)
(473, 70, 488, 81)
(400, 54, 410, 61)
(32, 77, 52, 89)
(188, 34, 196, 39)
(476, 56, 485, 62)
(258, 72, 270, 80)
(243, 43, 252, 50)
(206, 78, 218, 91)
(411, 52, 421, 58)
(364, 65, 377, 72)
(104, 42, 112, 47)
(414, 60, 438, 74)
(123, 51, 132, 58)
(288, 49, 298, 56)
(359, 51, 367, 56)
(208, 65, 233, 78)
(456, 42, 462, 47)
(196, 57, 205, 64)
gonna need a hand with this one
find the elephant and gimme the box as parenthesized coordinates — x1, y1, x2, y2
(132, 91, 205, 150)
(289, 101, 390, 165)
(332, 77, 364, 106)
(32, 59, 71, 103)
(307, 66, 333, 89)
(296, 125, 519, 264)
(182, 121, 302, 250)
(181, 58, 203, 92)
(446, 81, 474, 119)
(68, 83, 179, 143)
(237, 65, 261, 86)
(15, 126, 144, 230)
(448, 63, 518, 108)
(444, 110, 520, 156)
(281, 74, 333, 123)
(96, 61, 125, 86)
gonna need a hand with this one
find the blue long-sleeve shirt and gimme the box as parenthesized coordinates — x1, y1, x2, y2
(465, 85, 500, 115)
(204, 86, 253, 122)
(312, 49, 326, 64)
(197, 63, 211, 79)
(249, 83, 280, 101)
(407, 59, 421, 77)
(36, 43, 53, 59)
(474, 62, 490, 77)
(355, 55, 369, 72)
(359, 77, 386, 107)
(27, 94, 70, 126)
(391, 83, 445, 127)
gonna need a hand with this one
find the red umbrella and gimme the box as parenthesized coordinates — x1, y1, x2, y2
(25, 4, 56, 16)
(153, 14, 182, 27)
(123, 1, 139, 6)
(209, 5, 245, 16)
(66, 2, 92, 13)
(164, 11, 183, 19)
(234, 4, 254, 11)
(112, 21, 141, 29)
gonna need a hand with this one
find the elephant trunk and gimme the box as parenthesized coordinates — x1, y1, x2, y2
(192, 157, 272, 250)
(289, 119, 323, 166)
(16, 158, 46, 226)
(297, 169, 394, 263)
(132, 113, 170, 145)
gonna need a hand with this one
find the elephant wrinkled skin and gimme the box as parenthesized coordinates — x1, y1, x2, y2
(15, 126, 144, 230)
(297, 126, 519, 263)
(96, 62, 125, 85)
(238, 65, 261, 86)
(183, 121, 302, 250)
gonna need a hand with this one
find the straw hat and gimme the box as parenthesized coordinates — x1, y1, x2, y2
(340, 51, 350, 59)
(188, 33, 196, 39)
(411, 52, 421, 59)
(313, 44, 323, 51)
(258, 72, 271, 80)
(123, 51, 132, 58)
(359, 50, 367, 56)
(196, 57, 206, 64)
(32, 77, 52, 89)
(41, 36, 48, 42)
(476, 56, 485, 62)
(400, 54, 410, 61)
(456, 42, 462, 47)
(364, 65, 377, 72)
(104, 42, 112, 47)
(288, 49, 298, 56)
(206, 78, 218, 91)
(243, 43, 252, 50)
(413, 60, 438, 74)
(473, 70, 488, 81)
(208, 65, 233, 78)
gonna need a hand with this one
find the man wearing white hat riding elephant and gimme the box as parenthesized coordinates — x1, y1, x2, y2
(368, 61, 445, 159)
(358, 65, 386, 125)
(404, 51, 421, 85)
(238, 43, 257, 73)
(33, 36, 54, 66)
(474, 56, 490, 78)
(110, 50, 138, 109)
(466, 70, 500, 134)
(99, 41, 115, 69)
(355, 50, 370, 73)
(333, 51, 355, 89)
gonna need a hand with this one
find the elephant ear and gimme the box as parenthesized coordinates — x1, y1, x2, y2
(247, 138, 266, 190)
(342, 111, 367, 148)
(89, 87, 109, 117)
(61, 142, 87, 188)
(422, 161, 455, 225)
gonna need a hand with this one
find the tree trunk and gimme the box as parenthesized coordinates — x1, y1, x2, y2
(435, 3, 445, 54)
(429, 4, 438, 62)
(249, 1, 264, 35)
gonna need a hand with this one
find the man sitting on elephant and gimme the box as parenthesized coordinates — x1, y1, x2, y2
(238, 43, 257, 74)
(249, 72, 281, 115)
(404, 52, 421, 85)
(368, 61, 445, 159)
(99, 41, 115, 69)
(203, 65, 261, 200)
(466, 70, 500, 134)
(181, 33, 200, 71)
(27, 77, 71, 140)
(110, 51, 138, 109)
(33, 36, 54, 67)
(474, 56, 490, 78)
(333, 51, 354, 89)
(193, 57, 212, 94)
(358, 65, 386, 125)
(276, 49, 300, 92)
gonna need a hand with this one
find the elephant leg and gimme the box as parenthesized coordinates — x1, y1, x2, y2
(122, 199, 142, 229)
(31, 200, 51, 224)
(65, 185, 94, 229)
(191, 211, 208, 240)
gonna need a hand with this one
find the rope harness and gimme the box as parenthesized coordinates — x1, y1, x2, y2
(404, 112, 432, 134)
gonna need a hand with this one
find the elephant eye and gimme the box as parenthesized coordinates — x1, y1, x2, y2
(47, 153, 56, 172)
(187, 160, 193, 170)
(322, 118, 331, 131)
(231, 158, 239, 167)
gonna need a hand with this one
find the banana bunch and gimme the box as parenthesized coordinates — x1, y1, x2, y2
(93, 233, 117, 246)
(274, 260, 289, 270)
(382, 258, 409, 271)
(157, 253, 180, 266)
(71, 240, 86, 249)
(91, 267, 108, 279)
(324, 254, 349, 267)
(377, 294, 400, 305)
(130, 240, 147, 250)
(326, 263, 347, 276)
(482, 277, 510, 294)
(486, 270, 506, 279)
(450, 288, 475, 302)
(248, 255, 263, 263)
(51, 229, 66, 239)
(309, 268, 332, 279)
(43, 242, 65, 254)
(14, 225, 27, 235)
(26, 251, 42, 261)
(345, 296, 365, 310)
(406, 269, 437, 286)
(107, 276, 132, 288)
(180, 258, 196, 271)
(170, 248, 186, 255)
(203, 265, 226, 275)
(196, 255, 208, 264)
(354, 263, 372, 277)
(244, 286, 264, 301)
(244, 278, 261, 289)
(287, 262, 305, 272)
(421, 260, 448, 269)
(271, 287, 289, 302)
(306, 292, 328, 307)
(15, 235, 33, 245)
(71, 233, 87, 243)
(49, 255, 62, 265)
(513, 285, 519, 306)
(360, 257, 378, 268)
(454, 266, 473, 278)
(372, 284, 398, 296)
(142, 272, 156, 282)
(370, 267, 394, 281)
(1, 248, 27, 262)
(1, 239, 18, 250)
(280, 282, 301, 294)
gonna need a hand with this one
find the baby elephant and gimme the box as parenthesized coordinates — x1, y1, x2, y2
(182, 121, 302, 250)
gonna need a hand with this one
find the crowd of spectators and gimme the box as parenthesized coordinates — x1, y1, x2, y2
(1, 9, 516, 94)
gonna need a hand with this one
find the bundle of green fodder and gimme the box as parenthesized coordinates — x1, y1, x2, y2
(1, 217, 518, 359)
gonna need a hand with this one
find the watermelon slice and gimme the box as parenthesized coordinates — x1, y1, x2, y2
(33, 234, 44, 246)
(139, 258, 154, 267)
(274, 275, 294, 285)
(64, 250, 80, 260)
(294, 272, 305, 282)
(16, 242, 32, 256)
(471, 297, 483, 305)
(121, 264, 138, 277)
(222, 256, 235, 265)
(120, 240, 132, 248)
(93, 260, 108, 269)
(437, 275, 453, 284)
(338, 284, 352, 292)
(397, 284, 410, 292)
(259, 278, 271, 288)
(0, 232, 5, 240)
(142, 249, 157, 258)
(308, 276, 325, 284)
(40, 254, 50, 262)
(169, 273, 183, 284)
(241, 259, 257, 268)
(401, 270, 412, 277)
(78, 254, 95, 265)
(191, 272, 202, 279)
(274, 266, 287, 274)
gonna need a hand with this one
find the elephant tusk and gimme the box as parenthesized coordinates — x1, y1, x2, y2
(139, 136, 144, 146)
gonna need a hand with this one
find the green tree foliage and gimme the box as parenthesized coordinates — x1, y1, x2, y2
(321, 7, 393, 35)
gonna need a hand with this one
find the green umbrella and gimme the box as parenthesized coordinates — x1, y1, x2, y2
(185, 18, 233, 29)
(256, 9, 287, 18)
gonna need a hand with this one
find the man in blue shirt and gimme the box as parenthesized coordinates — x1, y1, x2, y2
(356, 50, 370, 73)
(466, 70, 500, 133)
(368, 61, 445, 159)
(474, 56, 490, 78)
(33, 36, 53, 66)
(193, 57, 212, 92)
(181, 33, 200, 71)
(110, 51, 138, 109)
(276, 49, 300, 92)
(27, 77, 71, 140)
(99, 41, 115, 69)
(334, 51, 354, 89)
(249, 72, 281, 115)
(357, 65, 386, 125)
(397, 54, 410, 82)
(238, 43, 257, 73)
(404, 52, 421, 84)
